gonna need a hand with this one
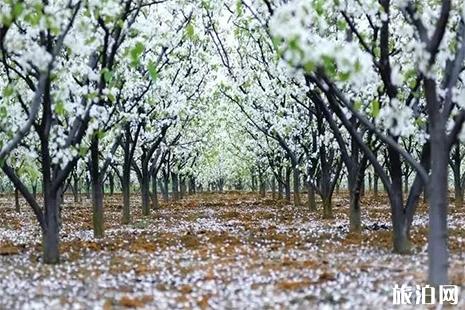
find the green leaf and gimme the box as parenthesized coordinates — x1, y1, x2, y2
(303, 61, 316, 73)
(78, 146, 88, 157)
(3, 85, 14, 97)
(354, 99, 362, 111)
(102, 68, 113, 83)
(13, 3, 24, 18)
(185, 22, 195, 39)
(336, 19, 347, 31)
(338, 71, 351, 81)
(314, 0, 324, 15)
(147, 61, 158, 81)
(0, 106, 7, 118)
(371, 99, 380, 117)
(55, 101, 66, 116)
(130, 42, 145, 66)
(322, 56, 337, 77)
(236, 0, 243, 16)
(96, 130, 106, 140)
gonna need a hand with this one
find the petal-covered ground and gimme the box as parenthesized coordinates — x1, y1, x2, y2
(0, 192, 464, 309)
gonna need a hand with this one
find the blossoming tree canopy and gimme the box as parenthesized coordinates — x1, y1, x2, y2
(0, 0, 464, 304)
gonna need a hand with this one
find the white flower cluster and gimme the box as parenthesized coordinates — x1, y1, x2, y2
(378, 99, 415, 137)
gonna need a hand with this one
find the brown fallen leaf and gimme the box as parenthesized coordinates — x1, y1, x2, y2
(119, 296, 145, 308)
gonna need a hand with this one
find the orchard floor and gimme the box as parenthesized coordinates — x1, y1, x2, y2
(0, 192, 464, 309)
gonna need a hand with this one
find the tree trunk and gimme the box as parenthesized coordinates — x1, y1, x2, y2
(251, 173, 257, 192)
(151, 172, 159, 210)
(180, 176, 186, 199)
(388, 148, 411, 254)
(271, 177, 276, 199)
(188, 176, 196, 195)
(307, 182, 317, 212)
(452, 143, 463, 208)
(373, 173, 379, 198)
(14, 187, 20, 213)
(428, 130, 448, 285)
(322, 196, 332, 219)
(292, 167, 301, 206)
(73, 175, 79, 203)
(368, 173, 372, 192)
(171, 172, 179, 201)
(43, 191, 60, 264)
(349, 187, 362, 233)
(109, 173, 114, 196)
(277, 167, 283, 200)
(32, 182, 37, 200)
(259, 171, 266, 198)
(141, 171, 150, 216)
(121, 161, 131, 224)
(161, 176, 169, 202)
(348, 171, 362, 233)
(285, 167, 291, 203)
(90, 138, 104, 239)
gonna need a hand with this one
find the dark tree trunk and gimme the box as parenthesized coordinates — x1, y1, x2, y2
(284, 167, 291, 203)
(348, 170, 362, 233)
(307, 181, 317, 211)
(451, 143, 463, 208)
(258, 171, 266, 198)
(15, 187, 20, 213)
(292, 168, 301, 206)
(121, 159, 131, 224)
(72, 175, 79, 203)
(360, 176, 365, 197)
(171, 172, 179, 201)
(373, 173, 379, 198)
(32, 182, 37, 200)
(368, 173, 372, 192)
(188, 176, 196, 195)
(277, 166, 283, 200)
(43, 191, 60, 264)
(251, 173, 257, 192)
(387, 148, 411, 254)
(109, 173, 114, 196)
(428, 127, 448, 285)
(90, 137, 104, 238)
(321, 172, 333, 219)
(151, 172, 159, 210)
(163, 173, 170, 201)
(180, 176, 186, 199)
(141, 170, 150, 216)
(271, 176, 276, 199)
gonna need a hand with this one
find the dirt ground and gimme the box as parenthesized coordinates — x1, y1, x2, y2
(0, 191, 464, 309)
